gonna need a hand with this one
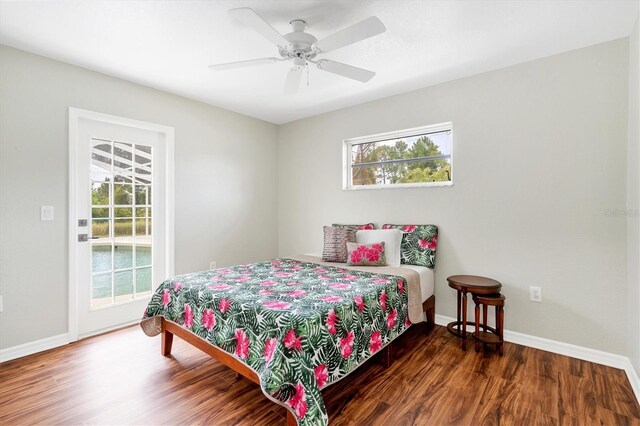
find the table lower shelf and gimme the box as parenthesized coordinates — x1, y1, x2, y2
(446, 320, 477, 338)
(446, 321, 499, 340)
(472, 330, 502, 345)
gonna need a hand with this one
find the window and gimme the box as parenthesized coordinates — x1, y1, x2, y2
(343, 122, 453, 190)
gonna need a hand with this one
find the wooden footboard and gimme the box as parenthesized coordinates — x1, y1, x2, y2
(159, 295, 435, 425)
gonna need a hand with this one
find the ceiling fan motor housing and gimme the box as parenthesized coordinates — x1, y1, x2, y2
(279, 19, 318, 63)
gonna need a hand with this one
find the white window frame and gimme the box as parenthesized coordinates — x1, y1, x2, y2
(343, 122, 453, 190)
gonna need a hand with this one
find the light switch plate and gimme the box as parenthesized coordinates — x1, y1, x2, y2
(41, 206, 54, 221)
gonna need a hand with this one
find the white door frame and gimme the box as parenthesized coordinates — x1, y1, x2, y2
(68, 107, 174, 341)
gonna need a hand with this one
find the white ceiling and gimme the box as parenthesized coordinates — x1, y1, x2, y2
(1, 1, 638, 124)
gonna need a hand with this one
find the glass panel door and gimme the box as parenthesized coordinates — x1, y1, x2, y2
(90, 139, 153, 309)
(72, 110, 172, 340)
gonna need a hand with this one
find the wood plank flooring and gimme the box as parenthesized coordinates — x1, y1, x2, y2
(1, 324, 638, 425)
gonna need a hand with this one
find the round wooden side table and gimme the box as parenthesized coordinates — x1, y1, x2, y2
(446, 275, 502, 350)
(473, 293, 506, 355)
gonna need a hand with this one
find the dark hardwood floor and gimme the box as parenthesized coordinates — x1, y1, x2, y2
(1, 324, 638, 425)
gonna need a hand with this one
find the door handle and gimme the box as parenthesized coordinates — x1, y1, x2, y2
(78, 235, 101, 242)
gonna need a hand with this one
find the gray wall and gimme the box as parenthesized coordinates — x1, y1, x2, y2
(0, 45, 279, 349)
(278, 39, 630, 354)
(628, 13, 640, 373)
(0, 37, 635, 359)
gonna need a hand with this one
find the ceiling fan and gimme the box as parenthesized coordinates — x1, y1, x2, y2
(209, 8, 386, 95)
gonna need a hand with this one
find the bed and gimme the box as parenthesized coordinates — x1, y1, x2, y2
(141, 254, 435, 426)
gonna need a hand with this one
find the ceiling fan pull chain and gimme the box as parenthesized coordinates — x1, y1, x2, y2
(306, 62, 310, 87)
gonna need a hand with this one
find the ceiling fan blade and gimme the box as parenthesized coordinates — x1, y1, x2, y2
(316, 59, 375, 82)
(283, 67, 303, 95)
(229, 7, 290, 47)
(315, 16, 386, 52)
(209, 57, 280, 71)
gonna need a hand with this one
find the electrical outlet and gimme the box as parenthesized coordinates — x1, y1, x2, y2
(41, 206, 54, 221)
(209, 261, 217, 270)
(530, 286, 542, 302)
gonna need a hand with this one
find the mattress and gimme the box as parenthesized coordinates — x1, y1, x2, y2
(400, 264, 434, 302)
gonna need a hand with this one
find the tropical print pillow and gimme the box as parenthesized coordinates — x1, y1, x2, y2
(382, 224, 438, 269)
(322, 226, 356, 263)
(346, 242, 386, 266)
(332, 223, 376, 230)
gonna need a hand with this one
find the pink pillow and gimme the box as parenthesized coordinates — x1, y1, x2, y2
(346, 242, 386, 266)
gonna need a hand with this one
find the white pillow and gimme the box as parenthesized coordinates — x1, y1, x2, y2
(356, 229, 402, 267)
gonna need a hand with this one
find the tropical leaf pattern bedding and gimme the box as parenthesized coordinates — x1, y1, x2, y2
(142, 258, 410, 426)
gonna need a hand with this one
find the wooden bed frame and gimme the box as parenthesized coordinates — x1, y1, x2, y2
(160, 295, 435, 425)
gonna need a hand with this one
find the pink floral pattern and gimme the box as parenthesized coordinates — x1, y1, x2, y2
(326, 309, 338, 335)
(202, 308, 215, 331)
(369, 331, 382, 353)
(235, 329, 249, 359)
(380, 290, 387, 311)
(314, 364, 329, 388)
(183, 304, 194, 328)
(264, 337, 277, 363)
(209, 284, 232, 291)
(219, 298, 231, 314)
(143, 258, 411, 426)
(286, 289, 307, 297)
(386, 309, 397, 329)
(263, 301, 291, 310)
(288, 383, 308, 419)
(329, 283, 351, 290)
(339, 331, 355, 358)
(347, 242, 386, 266)
(284, 329, 302, 351)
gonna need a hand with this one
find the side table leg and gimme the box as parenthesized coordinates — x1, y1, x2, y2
(474, 299, 480, 352)
(461, 290, 467, 350)
(456, 289, 462, 334)
(498, 305, 505, 356)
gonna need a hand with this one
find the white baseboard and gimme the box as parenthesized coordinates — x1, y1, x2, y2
(434, 314, 640, 403)
(0, 319, 141, 363)
(0, 333, 69, 363)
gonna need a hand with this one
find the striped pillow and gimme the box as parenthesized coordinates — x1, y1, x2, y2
(322, 226, 356, 263)
(332, 223, 376, 230)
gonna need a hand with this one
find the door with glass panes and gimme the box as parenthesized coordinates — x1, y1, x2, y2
(73, 114, 171, 338)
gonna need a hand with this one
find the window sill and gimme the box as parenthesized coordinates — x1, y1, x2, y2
(343, 181, 454, 191)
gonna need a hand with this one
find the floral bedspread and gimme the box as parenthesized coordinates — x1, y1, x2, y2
(141, 258, 410, 426)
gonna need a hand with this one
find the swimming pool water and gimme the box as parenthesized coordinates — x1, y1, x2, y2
(92, 246, 152, 299)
